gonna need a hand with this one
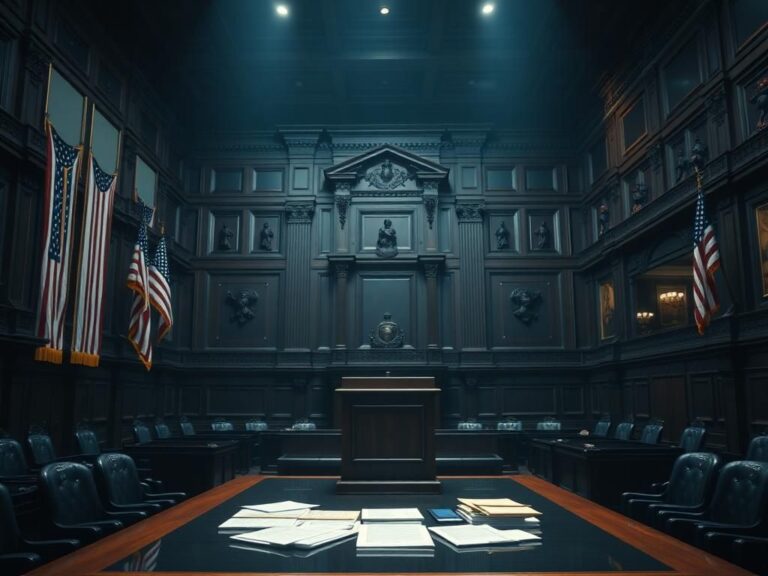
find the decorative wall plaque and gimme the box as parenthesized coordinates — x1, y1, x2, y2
(509, 288, 542, 325)
(369, 313, 405, 348)
(226, 290, 259, 325)
(363, 158, 411, 190)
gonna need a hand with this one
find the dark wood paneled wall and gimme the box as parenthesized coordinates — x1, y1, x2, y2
(0, 0, 766, 458)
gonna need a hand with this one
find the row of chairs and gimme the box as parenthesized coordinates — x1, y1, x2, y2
(133, 417, 267, 444)
(0, 453, 185, 575)
(621, 435, 768, 574)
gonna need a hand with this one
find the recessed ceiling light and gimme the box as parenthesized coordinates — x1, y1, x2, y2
(275, 4, 289, 17)
(380, 6, 390, 15)
(481, 2, 495, 15)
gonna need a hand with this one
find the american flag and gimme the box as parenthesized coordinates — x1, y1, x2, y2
(149, 234, 173, 342)
(71, 154, 116, 367)
(35, 121, 83, 364)
(127, 201, 155, 370)
(692, 170, 720, 335)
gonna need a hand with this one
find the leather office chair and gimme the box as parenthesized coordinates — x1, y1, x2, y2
(75, 427, 162, 492)
(613, 421, 634, 441)
(74, 428, 101, 456)
(0, 439, 37, 487)
(593, 418, 611, 438)
(0, 483, 79, 576)
(729, 536, 768, 574)
(497, 418, 523, 431)
(26, 432, 57, 468)
(40, 462, 147, 544)
(639, 422, 663, 444)
(154, 420, 173, 439)
(211, 418, 234, 432)
(132, 421, 153, 444)
(245, 419, 268, 432)
(621, 452, 720, 526)
(746, 434, 768, 463)
(95, 453, 185, 515)
(179, 417, 196, 437)
(660, 461, 768, 547)
(678, 426, 707, 452)
(536, 418, 561, 431)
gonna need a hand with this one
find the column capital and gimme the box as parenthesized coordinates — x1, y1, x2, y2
(456, 202, 485, 222)
(285, 202, 316, 223)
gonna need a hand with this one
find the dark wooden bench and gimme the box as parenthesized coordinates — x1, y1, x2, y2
(266, 430, 508, 475)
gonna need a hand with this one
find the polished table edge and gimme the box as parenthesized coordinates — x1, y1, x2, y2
(513, 475, 754, 576)
(26, 474, 755, 576)
(25, 475, 266, 576)
(81, 572, 684, 576)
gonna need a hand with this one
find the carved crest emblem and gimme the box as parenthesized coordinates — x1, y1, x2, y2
(509, 288, 542, 325)
(363, 159, 410, 190)
(226, 290, 259, 325)
(369, 313, 405, 348)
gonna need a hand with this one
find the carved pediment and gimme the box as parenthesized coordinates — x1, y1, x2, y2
(324, 144, 449, 195)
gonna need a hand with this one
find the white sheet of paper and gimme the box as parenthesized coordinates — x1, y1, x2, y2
(243, 501, 319, 513)
(233, 508, 310, 518)
(360, 508, 424, 522)
(429, 524, 540, 547)
(231, 524, 356, 548)
(356, 523, 434, 548)
(219, 517, 296, 530)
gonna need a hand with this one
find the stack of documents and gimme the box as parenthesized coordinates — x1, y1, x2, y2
(456, 498, 542, 531)
(361, 508, 424, 523)
(218, 501, 359, 534)
(429, 524, 541, 553)
(356, 523, 434, 557)
(231, 523, 359, 549)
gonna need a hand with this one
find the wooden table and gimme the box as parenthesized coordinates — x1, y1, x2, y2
(26, 475, 751, 576)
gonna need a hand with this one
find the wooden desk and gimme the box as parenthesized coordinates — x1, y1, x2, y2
(123, 440, 238, 495)
(528, 437, 682, 509)
(26, 475, 752, 576)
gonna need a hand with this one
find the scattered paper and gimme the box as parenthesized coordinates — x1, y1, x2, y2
(361, 508, 424, 522)
(356, 523, 434, 548)
(242, 501, 319, 513)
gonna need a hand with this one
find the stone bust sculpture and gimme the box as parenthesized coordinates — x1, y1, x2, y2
(219, 223, 233, 250)
(495, 221, 510, 250)
(259, 222, 274, 251)
(375, 218, 398, 258)
(534, 221, 549, 250)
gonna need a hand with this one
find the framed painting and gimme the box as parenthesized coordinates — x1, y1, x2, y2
(758, 202, 768, 297)
(599, 280, 615, 340)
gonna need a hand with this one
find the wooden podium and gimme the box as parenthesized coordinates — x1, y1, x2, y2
(336, 376, 441, 494)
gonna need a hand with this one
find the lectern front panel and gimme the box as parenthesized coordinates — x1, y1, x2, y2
(336, 377, 440, 493)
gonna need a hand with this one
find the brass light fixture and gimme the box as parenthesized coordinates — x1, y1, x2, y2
(636, 311, 655, 334)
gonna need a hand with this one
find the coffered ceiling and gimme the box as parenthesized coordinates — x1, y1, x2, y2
(90, 0, 675, 135)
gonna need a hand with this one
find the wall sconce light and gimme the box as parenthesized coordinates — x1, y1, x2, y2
(659, 291, 685, 305)
(636, 311, 655, 334)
